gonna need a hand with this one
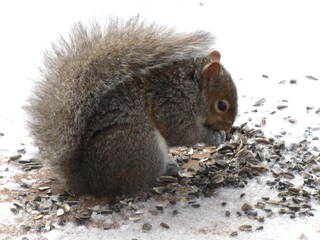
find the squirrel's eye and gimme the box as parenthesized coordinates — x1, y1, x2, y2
(215, 100, 229, 113)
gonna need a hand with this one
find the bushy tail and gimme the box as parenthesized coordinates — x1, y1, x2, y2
(25, 16, 214, 172)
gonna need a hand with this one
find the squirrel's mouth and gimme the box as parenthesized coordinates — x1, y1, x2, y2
(203, 120, 231, 132)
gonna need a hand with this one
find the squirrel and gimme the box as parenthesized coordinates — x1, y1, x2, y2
(26, 16, 238, 197)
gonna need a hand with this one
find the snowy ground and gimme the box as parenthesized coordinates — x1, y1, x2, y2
(1, 0, 320, 239)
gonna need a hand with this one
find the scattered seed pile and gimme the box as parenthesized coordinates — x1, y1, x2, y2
(4, 123, 320, 238)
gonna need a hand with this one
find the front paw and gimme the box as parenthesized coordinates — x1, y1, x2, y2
(206, 130, 226, 147)
(163, 160, 180, 177)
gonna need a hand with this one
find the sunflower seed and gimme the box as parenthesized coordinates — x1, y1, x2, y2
(33, 215, 44, 220)
(277, 105, 288, 110)
(129, 217, 142, 222)
(158, 176, 178, 183)
(57, 208, 64, 216)
(255, 202, 266, 209)
(241, 203, 253, 212)
(9, 154, 22, 161)
(212, 175, 225, 184)
(306, 75, 318, 80)
(287, 205, 300, 212)
(253, 98, 266, 107)
(225, 210, 231, 217)
(142, 223, 152, 232)
(160, 222, 170, 229)
(38, 186, 50, 191)
(256, 226, 264, 231)
(289, 79, 297, 84)
(156, 205, 164, 211)
(239, 225, 252, 232)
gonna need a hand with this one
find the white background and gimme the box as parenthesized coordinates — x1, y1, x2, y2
(0, 0, 320, 239)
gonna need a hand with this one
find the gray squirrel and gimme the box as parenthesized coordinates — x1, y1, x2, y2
(26, 17, 237, 196)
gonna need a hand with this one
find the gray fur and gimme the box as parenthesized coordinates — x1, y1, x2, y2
(26, 17, 236, 196)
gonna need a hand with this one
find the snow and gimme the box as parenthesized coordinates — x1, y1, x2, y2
(42, 184, 320, 240)
(1, 0, 320, 239)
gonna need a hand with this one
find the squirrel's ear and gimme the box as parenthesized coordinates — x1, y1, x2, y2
(209, 50, 221, 62)
(202, 61, 221, 80)
(200, 50, 221, 89)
